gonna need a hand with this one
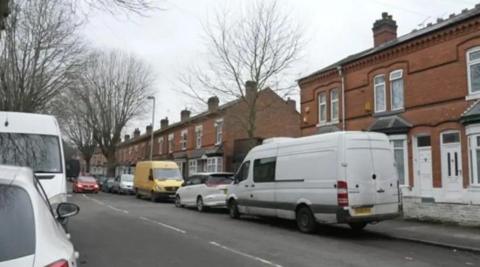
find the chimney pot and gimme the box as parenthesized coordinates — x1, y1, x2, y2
(160, 117, 169, 129)
(133, 128, 140, 138)
(124, 134, 130, 141)
(207, 96, 219, 112)
(146, 125, 152, 135)
(180, 109, 191, 122)
(372, 12, 397, 47)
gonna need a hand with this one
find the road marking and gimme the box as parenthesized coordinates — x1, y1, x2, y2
(139, 216, 186, 234)
(106, 205, 124, 213)
(209, 241, 283, 267)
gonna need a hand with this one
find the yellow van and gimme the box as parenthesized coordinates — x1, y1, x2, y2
(134, 161, 183, 202)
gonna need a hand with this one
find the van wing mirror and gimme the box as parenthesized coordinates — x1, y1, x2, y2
(148, 169, 154, 181)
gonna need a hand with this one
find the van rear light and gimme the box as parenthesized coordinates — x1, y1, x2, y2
(46, 259, 69, 267)
(337, 181, 349, 207)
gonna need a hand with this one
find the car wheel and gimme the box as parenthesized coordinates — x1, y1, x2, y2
(135, 189, 141, 199)
(296, 206, 317, 233)
(197, 197, 206, 212)
(150, 191, 158, 203)
(228, 199, 240, 219)
(348, 222, 367, 232)
(175, 195, 182, 208)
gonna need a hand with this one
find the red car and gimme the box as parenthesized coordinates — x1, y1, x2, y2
(73, 176, 99, 193)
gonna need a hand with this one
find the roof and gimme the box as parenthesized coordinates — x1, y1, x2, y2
(0, 111, 60, 136)
(461, 100, 480, 125)
(368, 115, 412, 134)
(299, 5, 480, 82)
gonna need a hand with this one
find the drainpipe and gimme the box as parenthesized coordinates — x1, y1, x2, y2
(337, 66, 346, 131)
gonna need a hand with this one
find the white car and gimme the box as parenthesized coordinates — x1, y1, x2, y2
(175, 172, 234, 212)
(0, 165, 79, 267)
(112, 174, 134, 194)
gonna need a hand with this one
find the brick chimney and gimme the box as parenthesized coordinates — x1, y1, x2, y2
(372, 12, 397, 47)
(245, 81, 257, 103)
(133, 128, 140, 138)
(160, 117, 169, 129)
(124, 134, 130, 141)
(286, 98, 296, 110)
(146, 125, 152, 135)
(207, 96, 219, 112)
(180, 109, 191, 122)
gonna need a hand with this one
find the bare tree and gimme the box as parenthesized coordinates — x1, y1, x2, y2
(0, 0, 84, 113)
(180, 1, 303, 138)
(84, 0, 158, 15)
(71, 50, 155, 176)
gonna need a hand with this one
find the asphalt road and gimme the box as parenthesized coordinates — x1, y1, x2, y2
(68, 192, 480, 267)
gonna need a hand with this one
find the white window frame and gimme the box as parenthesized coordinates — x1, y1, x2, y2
(318, 93, 327, 124)
(215, 119, 223, 145)
(157, 137, 164, 155)
(330, 89, 339, 123)
(467, 46, 480, 99)
(168, 133, 174, 153)
(206, 157, 223, 172)
(188, 160, 197, 175)
(195, 125, 203, 149)
(389, 69, 404, 111)
(466, 124, 480, 186)
(374, 74, 386, 113)
(389, 135, 409, 187)
(180, 129, 188, 151)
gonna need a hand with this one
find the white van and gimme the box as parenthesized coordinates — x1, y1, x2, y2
(226, 131, 401, 233)
(0, 112, 67, 206)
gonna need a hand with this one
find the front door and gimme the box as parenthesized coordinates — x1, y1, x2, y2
(415, 136, 433, 198)
(441, 132, 463, 202)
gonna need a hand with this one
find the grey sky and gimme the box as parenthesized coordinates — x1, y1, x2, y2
(82, 0, 475, 136)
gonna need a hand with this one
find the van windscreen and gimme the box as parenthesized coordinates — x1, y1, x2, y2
(0, 133, 62, 173)
(153, 168, 182, 180)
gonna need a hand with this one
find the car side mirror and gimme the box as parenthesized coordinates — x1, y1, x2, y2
(57, 202, 80, 219)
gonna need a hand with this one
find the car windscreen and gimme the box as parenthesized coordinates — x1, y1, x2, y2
(121, 175, 134, 182)
(0, 133, 62, 173)
(153, 168, 182, 180)
(0, 185, 35, 262)
(206, 175, 233, 185)
(78, 176, 96, 183)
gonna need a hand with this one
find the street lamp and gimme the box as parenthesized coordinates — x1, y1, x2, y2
(147, 96, 155, 161)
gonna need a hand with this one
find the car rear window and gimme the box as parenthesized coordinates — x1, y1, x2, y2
(206, 175, 233, 185)
(0, 185, 35, 262)
(78, 176, 96, 182)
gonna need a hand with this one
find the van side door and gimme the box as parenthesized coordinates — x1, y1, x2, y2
(249, 157, 276, 216)
(232, 161, 251, 213)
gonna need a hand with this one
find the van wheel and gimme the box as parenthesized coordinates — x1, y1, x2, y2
(175, 195, 182, 208)
(348, 222, 367, 231)
(296, 206, 317, 233)
(197, 197, 207, 212)
(228, 199, 240, 219)
(150, 191, 159, 203)
(135, 189, 141, 199)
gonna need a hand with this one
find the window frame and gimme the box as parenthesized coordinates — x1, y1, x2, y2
(374, 74, 386, 113)
(389, 69, 404, 111)
(157, 136, 164, 155)
(215, 118, 224, 145)
(467, 46, 480, 97)
(188, 159, 197, 175)
(253, 157, 277, 183)
(318, 92, 327, 124)
(180, 129, 188, 151)
(195, 125, 203, 149)
(389, 135, 409, 187)
(330, 89, 339, 123)
(168, 133, 174, 153)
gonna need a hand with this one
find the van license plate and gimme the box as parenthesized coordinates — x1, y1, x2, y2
(354, 207, 372, 215)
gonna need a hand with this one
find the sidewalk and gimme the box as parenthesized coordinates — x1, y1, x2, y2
(367, 219, 480, 252)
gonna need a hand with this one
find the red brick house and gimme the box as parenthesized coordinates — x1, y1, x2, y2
(116, 83, 300, 178)
(298, 8, 480, 225)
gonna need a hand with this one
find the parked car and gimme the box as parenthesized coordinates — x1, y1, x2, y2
(96, 175, 109, 190)
(112, 174, 134, 194)
(175, 172, 234, 211)
(0, 165, 79, 267)
(134, 161, 183, 202)
(72, 176, 99, 193)
(226, 131, 402, 233)
(0, 111, 67, 206)
(102, 177, 115, 193)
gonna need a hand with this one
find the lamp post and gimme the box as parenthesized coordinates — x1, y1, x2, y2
(147, 96, 155, 161)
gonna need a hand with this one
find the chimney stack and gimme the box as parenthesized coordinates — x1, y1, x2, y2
(160, 117, 169, 129)
(133, 128, 140, 138)
(207, 96, 219, 112)
(180, 109, 191, 122)
(372, 12, 397, 47)
(146, 125, 152, 135)
(245, 81, 257, 103)
(286, 98, 296, 110)
(124, 134, 130, 141)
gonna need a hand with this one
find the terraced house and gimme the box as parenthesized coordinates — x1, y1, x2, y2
(115, 82, 300, 178)
(298, 7, 480, 225)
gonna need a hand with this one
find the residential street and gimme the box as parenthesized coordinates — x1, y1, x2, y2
(69, 192, 480, 267)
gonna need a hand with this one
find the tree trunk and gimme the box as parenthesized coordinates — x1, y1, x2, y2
(106, 151, 117, 177)
(85, 156, 91, 173)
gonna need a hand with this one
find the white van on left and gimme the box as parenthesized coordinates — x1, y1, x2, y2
(0, 111, 67, 206)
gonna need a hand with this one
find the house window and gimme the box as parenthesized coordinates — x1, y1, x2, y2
(158, 137, 164, 155)
(374, 75, 386, 113)
(318, 93, 327, 124)
(195, 125, 203, 149)
(215, 119, 223, 145)
(180, 129, 188, 151)
(206, 157, 223, 172)
(390, 70, 404, 110)
(188, 160, 197, 175)
(389, 135, 408, 186)
(468, 135, 480, 185)
(168, 134, 174, 153)
(467, 47, 480, 95)
(330, 89, 339, 122)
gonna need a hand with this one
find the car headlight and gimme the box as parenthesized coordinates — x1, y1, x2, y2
(155, 184, 163, 191)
